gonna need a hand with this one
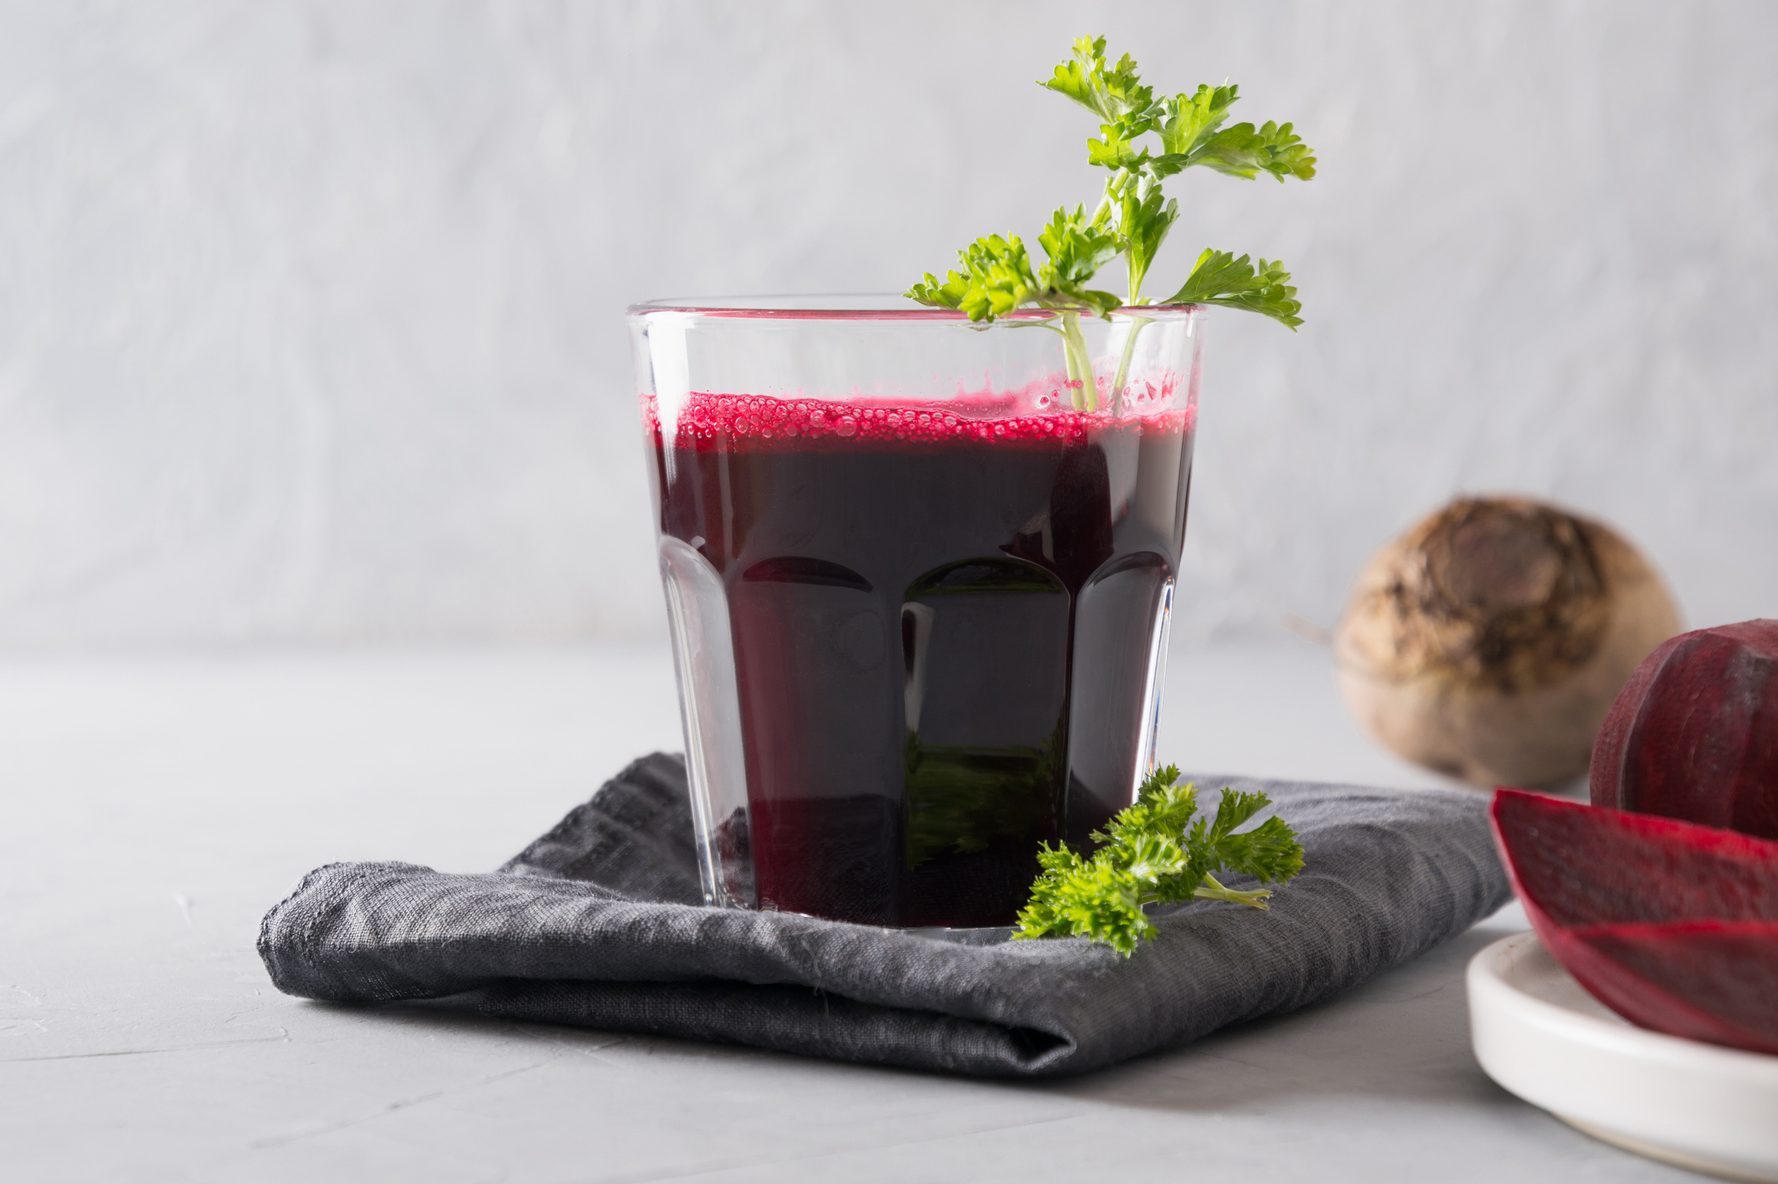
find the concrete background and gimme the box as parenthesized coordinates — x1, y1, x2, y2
(2, 0, 1774, 649)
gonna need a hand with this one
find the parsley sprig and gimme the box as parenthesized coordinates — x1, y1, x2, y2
(1013, 765, 1306, 956)
(908, 36, 1316, 409)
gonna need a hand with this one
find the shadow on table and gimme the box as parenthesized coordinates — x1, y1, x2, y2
(1040, 923, 1518, 1113)
(306, 995, 781, 1072)
(298, 921, 1520, 1113)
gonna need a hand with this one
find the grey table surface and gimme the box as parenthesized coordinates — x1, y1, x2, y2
(0, 640, 1692, 1183)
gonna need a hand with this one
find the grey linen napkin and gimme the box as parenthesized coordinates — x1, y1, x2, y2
(259, 753, 1508, 1077)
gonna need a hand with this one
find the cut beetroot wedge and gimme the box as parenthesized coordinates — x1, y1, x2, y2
(1564, 921, 1778, 1055)
(1491, 788, 1778, 1056)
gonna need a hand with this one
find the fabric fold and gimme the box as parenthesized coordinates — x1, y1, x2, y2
(259, 753, 1509, 1077)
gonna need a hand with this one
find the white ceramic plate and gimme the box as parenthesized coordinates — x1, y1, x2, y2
(1469, 931, 1778, 1181)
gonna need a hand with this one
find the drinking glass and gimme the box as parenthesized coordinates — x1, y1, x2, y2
(629, 296, 1202, 928)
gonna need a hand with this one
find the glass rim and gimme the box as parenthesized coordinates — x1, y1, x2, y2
(627, 293, 1204, 323)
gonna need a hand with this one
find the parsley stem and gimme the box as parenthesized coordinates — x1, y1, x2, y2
(1193, 873, 1274, 910)
(1058, 310, 1096, 410)
(1107, 314, 1152, 411)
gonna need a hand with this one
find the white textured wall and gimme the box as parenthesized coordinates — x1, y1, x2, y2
(2, 0, 1775, 648)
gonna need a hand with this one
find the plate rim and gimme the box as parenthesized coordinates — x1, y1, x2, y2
(1469, 930, 1778, 1181)
(1468, 931, 1778, 1083)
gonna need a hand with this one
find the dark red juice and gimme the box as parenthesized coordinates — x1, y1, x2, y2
(647, 391, 1194, 927)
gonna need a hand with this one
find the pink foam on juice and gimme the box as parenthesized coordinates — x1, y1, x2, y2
(646, 383, 1194, 450)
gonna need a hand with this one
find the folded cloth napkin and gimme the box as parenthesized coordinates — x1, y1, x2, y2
(259, 753, 1508, 1077)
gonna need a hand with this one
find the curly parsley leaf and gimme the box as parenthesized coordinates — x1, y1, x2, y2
(1150, 83, 1242, 173)
(1035, 205, 1123, 312)
(911, 37, 1314, 331)
(908, 211, 1123, 320)
(1013, 765, 1306, 956)
(1087, 118, 1154, 171)
(1189, 120, 1317, 181)
(907, 233, 1040, 322)
(1165, 249, 1303, 328)
(1127, 82, 1317, 184)
(1042, 35, 1155, 123)
(1119, 179, 1178, 303)
(908, 36, 1317, 409)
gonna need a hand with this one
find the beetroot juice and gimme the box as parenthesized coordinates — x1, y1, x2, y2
(645, 391, 1195, 927)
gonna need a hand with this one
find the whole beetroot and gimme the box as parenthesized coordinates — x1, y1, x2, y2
(1590, 619, 1778, 839)
(1336, 496, 1680, 789)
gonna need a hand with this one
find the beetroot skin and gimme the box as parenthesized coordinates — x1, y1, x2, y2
(1590, 618, 1778, 839)
(1491, 789, 1778, 1056)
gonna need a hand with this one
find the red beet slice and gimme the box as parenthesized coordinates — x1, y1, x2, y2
(1590, 618, 1778, 840)
(1491, 788, 1778, 1055)
(1565, 921, 1778, 1055)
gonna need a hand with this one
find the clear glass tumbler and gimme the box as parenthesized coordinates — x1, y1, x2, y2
(629, 296, 1203, 928)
